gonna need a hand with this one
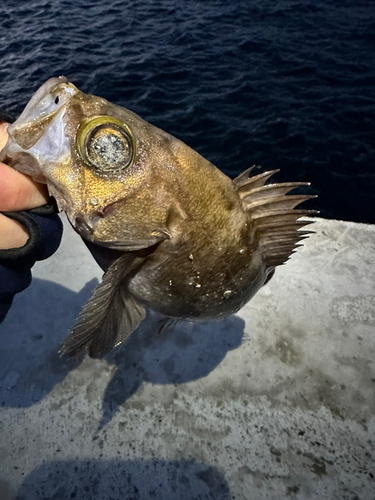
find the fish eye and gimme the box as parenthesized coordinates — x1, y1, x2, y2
(54, 96, 60, 104)
(77, 116, 135, 174)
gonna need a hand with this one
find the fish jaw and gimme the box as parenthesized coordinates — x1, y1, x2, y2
(11, 76, 69, 131)
(6, 77, 78, 150)
(0, 104, 77, 211)
(0, 76, 78, 182)
(0, 77, 88, 216)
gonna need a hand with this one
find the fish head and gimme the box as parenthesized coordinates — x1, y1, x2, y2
(1, 77, 178, 247)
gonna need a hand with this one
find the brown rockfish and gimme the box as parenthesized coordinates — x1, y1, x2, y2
(0, 77, 315, 358)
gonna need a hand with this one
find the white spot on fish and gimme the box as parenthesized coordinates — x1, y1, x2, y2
(223, 290, 232, 299)
(169, 280, 173, 286)
(239, 249, 245, 254)
(90, 197, 99, 206)
(189, 253, 194, 261)
(196, 284, 202, 288)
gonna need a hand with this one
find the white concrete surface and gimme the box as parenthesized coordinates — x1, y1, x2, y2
(0, 216, 374, 499)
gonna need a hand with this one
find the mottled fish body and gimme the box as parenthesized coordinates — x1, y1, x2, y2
(0, 77, 314, 358)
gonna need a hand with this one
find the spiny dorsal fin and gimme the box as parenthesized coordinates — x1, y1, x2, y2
(239, 182, 308, 202)
(244, 194, 316, 217)
(234, 168, 280, 192)
(234, 168, 317, 268)
(233, 165, 257, 185)
(60, 254, 146, 359)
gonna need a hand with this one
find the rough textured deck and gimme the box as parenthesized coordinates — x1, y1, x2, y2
(1, 216, 374, 500)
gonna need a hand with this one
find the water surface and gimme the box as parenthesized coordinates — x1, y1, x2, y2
(1, 0, 374, 222)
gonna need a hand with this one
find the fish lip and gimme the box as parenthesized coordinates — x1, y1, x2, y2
(7, 76, 68, 137)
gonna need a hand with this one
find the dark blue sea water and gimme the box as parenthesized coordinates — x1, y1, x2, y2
(0, 0, 374, 223)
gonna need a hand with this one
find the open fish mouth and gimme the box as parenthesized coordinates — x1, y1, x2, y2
(8, 76, 68, 132)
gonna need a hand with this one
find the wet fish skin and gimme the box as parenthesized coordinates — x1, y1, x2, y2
(0, 77, 314, 358)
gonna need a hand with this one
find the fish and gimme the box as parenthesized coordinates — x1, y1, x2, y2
(0, 76, 315, 358)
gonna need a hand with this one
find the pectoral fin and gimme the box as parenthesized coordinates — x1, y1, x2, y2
(60, 253, 146, 358)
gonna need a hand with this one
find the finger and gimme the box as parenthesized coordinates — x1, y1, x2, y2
(0, 162, 49, 211)
(0, 213, 29, 249)
(0, 122, 9, 150)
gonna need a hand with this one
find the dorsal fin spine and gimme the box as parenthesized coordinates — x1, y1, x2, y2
(234, 168, 316, 268)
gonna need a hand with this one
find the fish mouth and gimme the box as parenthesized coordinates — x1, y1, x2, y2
(8, 76, 68, 135)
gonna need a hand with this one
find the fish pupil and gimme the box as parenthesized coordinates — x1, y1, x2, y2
(92, 134, 127, 164)
(54, 96, 59, 104)
(85, 123, 132, 172)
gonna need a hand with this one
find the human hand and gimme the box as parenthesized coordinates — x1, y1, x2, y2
(0, 122, 49, 249)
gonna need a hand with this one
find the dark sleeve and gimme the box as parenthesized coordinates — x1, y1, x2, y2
(0, 109, 16, 123)
(0, 204, 63, 322)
